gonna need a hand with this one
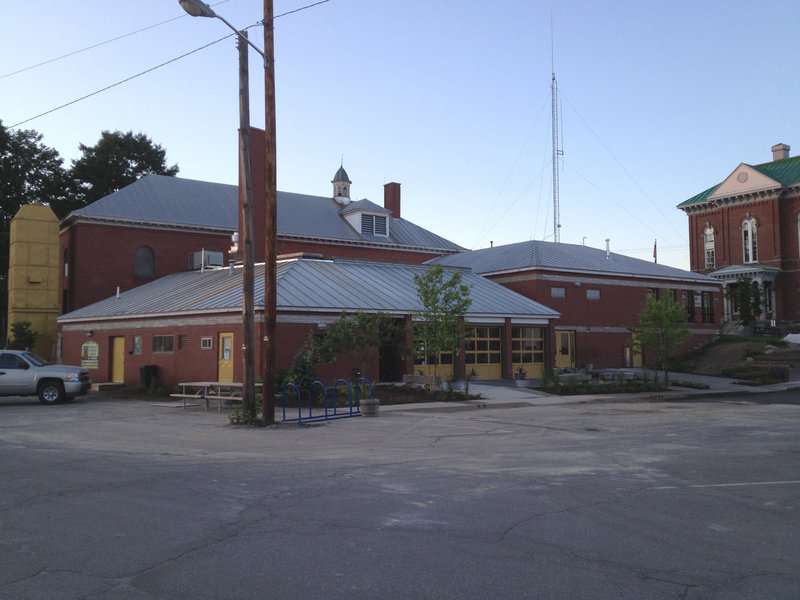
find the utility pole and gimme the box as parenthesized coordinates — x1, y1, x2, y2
(262, 0, 277, 425)
(238, 31, 256, 418)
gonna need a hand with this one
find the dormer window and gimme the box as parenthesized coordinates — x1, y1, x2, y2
(362, 214, 388, 236)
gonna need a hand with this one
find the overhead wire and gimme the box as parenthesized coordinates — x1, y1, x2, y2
(0, 0, 233, 80)
(6, 0, 331, 129)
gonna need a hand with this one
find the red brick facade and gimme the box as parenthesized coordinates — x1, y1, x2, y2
(490, 269, 723, 369)
(60, 223, 232, 313)
(681, 149, 800, 325)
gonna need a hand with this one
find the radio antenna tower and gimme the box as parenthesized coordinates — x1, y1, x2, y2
(551, 17, 563, 242)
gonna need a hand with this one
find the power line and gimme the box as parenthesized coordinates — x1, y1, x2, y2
(0, 1, 234, 80)
(7, 0, 332, 130)
(8, 33, 236, 129)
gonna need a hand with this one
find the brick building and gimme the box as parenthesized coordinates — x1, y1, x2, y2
(432, 240, 723, 370)
(678, 143, 800, 329)
(59, 128, 462, 313)
(58, 258, 558, 389)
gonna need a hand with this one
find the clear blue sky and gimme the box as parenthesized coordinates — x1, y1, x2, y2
(2, 0, 798, 270)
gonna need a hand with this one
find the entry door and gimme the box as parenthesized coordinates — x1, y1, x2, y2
(555, 330, 575, 369)
(218, 333, 234, 383)
(111, 337, 125, 383)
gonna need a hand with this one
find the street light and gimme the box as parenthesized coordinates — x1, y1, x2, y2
(180, 0, 277, 425)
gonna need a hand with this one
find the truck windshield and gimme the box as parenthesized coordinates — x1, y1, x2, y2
(21, 352, 51, 367)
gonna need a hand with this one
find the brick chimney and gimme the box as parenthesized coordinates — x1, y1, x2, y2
(384, 182, 401, 219)
(771, 143, 790, 161)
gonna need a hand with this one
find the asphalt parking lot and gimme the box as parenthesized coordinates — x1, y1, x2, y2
(1, 390, 799, 599)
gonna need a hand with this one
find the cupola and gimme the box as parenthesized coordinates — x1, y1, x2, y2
(332, 164, 351, 203)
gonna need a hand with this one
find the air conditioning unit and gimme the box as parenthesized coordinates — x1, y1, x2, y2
(188, 250, 224, 271)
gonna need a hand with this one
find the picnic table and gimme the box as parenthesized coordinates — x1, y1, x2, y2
(171, 381, 261, 412)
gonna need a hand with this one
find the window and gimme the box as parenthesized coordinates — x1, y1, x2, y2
(201, 337, 213, 349)
(63, 248, 69, 278)
(704, 225, 715, 269)
(511, 327, 544, 365)
(0, 353, 27, 369)
(178, 335, 189, 349)
(361, 214, 388, 236)
(586, 289, 600, 300)
(152, 335, 174, 353)
(134, 246, 155, 278)
(701, 292, 714, 323)
(687, 291, 696, 323)
(742, 217, 758, 263)
(133, 335, 142, 355)
(465, 327, 502, 366)
(551, 287, 566, 298)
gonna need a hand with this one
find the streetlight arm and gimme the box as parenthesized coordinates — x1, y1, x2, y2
(179, 0, 268, 67)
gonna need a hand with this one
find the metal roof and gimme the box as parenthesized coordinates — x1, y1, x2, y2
(58, 258, 560, 323)
(68, 174, 463, 252)
(679, 155, 800, 208)
(430, 240, 717, 284)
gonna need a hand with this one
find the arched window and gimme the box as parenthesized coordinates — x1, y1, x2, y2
(134, 246, 155, 278)
(742, 217, 757, 263)
(703, 224, 715, 269)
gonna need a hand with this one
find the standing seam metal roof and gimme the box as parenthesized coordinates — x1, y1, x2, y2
(69, 174, 463, 252)
(430, 239, 717, 283)
(679, 155, 800, 208)
(58, 259, 560, 322)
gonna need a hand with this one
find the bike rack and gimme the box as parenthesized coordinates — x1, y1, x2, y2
(281, 377, 373, 423)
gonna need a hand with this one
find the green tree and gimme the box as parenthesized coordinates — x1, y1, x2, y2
(310, 311, 403, 380)
(413, 264, 472, 383)
(725, 277, 762, 327)
(630, 294, 691, 385)
(70, 130, 179, 205)
(7, 320, 38, 350)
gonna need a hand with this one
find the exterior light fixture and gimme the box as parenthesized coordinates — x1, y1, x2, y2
(179, 0, 216, 18)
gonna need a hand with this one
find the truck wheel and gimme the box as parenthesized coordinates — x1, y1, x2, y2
(38, 381, 65, 404)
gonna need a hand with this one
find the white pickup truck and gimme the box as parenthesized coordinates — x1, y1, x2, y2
(0, 350, 91, 404)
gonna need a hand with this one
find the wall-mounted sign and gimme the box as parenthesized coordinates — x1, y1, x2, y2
(81, 341, 99, 369)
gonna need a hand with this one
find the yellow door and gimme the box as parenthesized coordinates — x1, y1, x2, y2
(465, 327, 503, 379)
(511, 326, 545, 379)
(555, 330, 575, 369)
(218, 333, 234, 382)
(111, 336, 125, 382)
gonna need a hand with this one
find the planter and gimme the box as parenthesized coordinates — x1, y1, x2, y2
(468, 375, 479, 382)
(514, 378, 529, 388)
(360, 397, 380, 417)
(448, 380, 466, 392)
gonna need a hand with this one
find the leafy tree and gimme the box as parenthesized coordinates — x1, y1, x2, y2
(413, 264, 472, 383)
(630, 295, 691, 385)
(725, 277, 762, 327)
(70, 130, 178, 205)
(310, 311, 403, 381)
(7, 321, 38, 350)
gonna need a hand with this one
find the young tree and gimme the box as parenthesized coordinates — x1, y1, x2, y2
(725, 276, 762, 327)
(7, 321, 38, 350)
(630, 295, 691, 385)
(310, 311, 402, 381)
(70, 130, 179, 205)
(413, 264, 472, 383)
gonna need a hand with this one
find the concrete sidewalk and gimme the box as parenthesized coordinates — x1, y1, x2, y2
(381, 368, 800, 413)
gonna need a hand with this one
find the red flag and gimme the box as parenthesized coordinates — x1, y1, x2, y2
(653, 239, 657, 263)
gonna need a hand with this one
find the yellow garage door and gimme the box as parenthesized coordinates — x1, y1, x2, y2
(512, 326, 545, 379)
(465, 326, 502, 379)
